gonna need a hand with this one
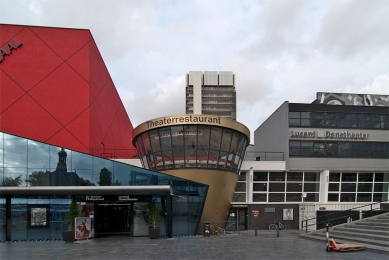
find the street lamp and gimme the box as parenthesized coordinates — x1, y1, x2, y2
(301, 193, 307, 230)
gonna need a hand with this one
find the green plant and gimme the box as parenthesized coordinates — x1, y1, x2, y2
(64, 200, 79, 231)
(147, 200, 162, 228)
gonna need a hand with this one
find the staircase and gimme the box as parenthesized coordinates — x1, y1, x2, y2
(300, 212, 389, 255)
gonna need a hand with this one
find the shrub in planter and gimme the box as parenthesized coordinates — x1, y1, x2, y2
(147, 200, 162, 239)
(62, 199, 79, 242)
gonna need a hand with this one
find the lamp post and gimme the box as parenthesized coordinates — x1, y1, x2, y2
(301, 193, 307, 231)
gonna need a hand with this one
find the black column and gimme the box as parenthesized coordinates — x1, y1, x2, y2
(6, 195, 11, 241)
(166, 192, 172, 238)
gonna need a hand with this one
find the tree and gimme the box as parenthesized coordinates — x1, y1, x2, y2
(79, 177, 95, 186)
(64, 200, 79, 231)
(26, 171, 47, 186)
(1, 175, 22, 186)
(98, 167, 116, 186)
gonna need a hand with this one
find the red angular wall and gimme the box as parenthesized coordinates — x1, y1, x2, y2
(0, 24, 136, 158)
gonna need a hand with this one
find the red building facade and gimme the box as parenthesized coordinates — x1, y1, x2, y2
(0, 24, 136, 158)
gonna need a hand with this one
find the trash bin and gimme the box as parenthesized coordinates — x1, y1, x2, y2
(204, 222, 210, 237)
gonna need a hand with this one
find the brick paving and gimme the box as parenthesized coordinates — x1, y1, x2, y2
(0, 230, 387, 260)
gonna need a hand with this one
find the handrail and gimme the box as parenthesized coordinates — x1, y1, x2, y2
(244, 151, 284, 161)
(202, 220, 242, 234)
(302, 199, 389, 233)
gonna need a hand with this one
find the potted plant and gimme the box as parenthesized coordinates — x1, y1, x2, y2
(62, 199, 79, 242)
(147, 200, 162, 239)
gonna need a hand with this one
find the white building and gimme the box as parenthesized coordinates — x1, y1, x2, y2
(231, 93, 389, 230)
(186, 71, 236, 120)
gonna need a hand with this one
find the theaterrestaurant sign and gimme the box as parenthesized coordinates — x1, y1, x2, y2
(290, 130, 369, 140)
(146, 115, 221, 129)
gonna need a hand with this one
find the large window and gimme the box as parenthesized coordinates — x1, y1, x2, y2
(289, 111, 389, 129)
(232, 172, 247, 202)
(252, 172, 320, 203)
(134, 125, 249, 174)
(290, 141, 389, 158)
(328, 172, 388, 202)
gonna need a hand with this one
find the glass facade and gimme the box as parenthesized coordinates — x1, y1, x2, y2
(290, 141, 389, 158)
(0, 132, 207, 241)
(289, 111, 389, 129)
(328, 172, 389, 202)
(134, 125, 248, 173)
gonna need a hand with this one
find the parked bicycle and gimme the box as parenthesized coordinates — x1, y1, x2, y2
(210, 225, 225, 236)
(269, 220, 287, 230)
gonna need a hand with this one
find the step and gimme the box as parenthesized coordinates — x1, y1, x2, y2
(307, 231, 389, 247)
(362, 219, 389, 223)
(300, 233, 389, 255)
(333, 226, 389, 236)
(329, 230, 389, 241)
(344, 224, 389, 231)
(354, 222, 389, 227)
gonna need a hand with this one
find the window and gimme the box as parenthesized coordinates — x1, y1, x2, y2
(290, 141, 389, 159)
(288, 111, 388, 129)
(328, 172, 389, 203)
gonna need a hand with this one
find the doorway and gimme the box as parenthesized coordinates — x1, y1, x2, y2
(227, 208, 247, 230)
(96, 204, 131, 235)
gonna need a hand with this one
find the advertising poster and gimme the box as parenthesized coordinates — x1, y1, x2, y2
(283, 208, 293, 221)
(75, 217, 91, 239)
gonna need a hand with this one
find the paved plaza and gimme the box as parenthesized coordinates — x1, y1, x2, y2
(0, 230, 387, 260)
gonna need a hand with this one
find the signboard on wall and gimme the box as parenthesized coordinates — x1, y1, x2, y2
(252, 209, 259, 218)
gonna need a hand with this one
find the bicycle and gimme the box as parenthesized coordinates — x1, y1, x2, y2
(210, 225, 225, 236)
(269, 220, 287, 230)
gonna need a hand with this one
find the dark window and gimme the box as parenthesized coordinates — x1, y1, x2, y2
(269, 183, 285, 192)
(329, 172, 340, 182)
(253, 172, 268, 181)
(269, 172, 285, 181)
(328, 183, 339, 191)
(357, 193, 372, 202)
(286, 193, 302, 202)
(342, 173, 357, 182)
(341, 183, 356, 192)
(235, 182, 246, 192)
(252, 193, 267, 202)
(253, 183, 267, 192)
(286, 183, 302, 192)
(287, 172, 303, 181)
(268, 193, 284, 202)
(328, 193, 339, 202)
(358, 173, 373, 182)
(340, 193, 356, 202)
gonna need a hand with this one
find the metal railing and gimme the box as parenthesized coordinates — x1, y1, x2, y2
(91, 148, 138, 159)
(245, 151, 285, 161)
(301, 199, 389, 233)
(202, 220, 242, 235)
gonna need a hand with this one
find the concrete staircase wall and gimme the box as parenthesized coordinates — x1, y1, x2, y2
(300, 212, 389, 255)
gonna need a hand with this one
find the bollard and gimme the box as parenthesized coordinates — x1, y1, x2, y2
(255, 226, 257, 237)
(276, 226, 279, 237)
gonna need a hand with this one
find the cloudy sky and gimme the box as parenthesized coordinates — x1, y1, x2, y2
(1, 0, 388, 142)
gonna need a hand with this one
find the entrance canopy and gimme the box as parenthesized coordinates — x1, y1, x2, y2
(0, 185, 172, 196)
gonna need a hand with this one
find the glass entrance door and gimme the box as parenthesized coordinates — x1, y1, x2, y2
(227, 208, 247, 230)
(96, 204, 131, 235)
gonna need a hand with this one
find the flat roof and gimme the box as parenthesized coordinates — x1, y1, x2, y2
(0, 186, 172, 195)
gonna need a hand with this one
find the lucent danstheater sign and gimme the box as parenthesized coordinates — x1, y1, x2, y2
(290, 130, 369, 139)
(0, 38, 22, 62)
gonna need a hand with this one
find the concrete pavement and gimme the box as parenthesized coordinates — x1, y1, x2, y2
(0, 230, 387, 260)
